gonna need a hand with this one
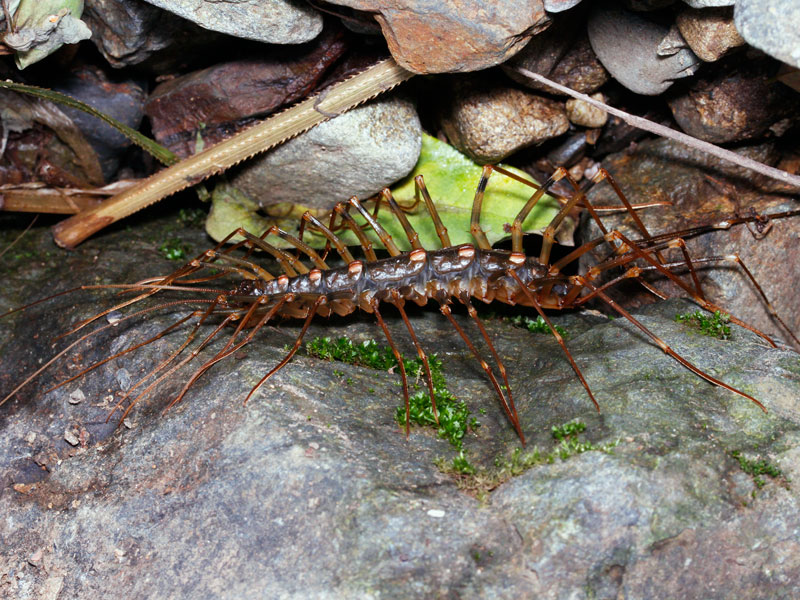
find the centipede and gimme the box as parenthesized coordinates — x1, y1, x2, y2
(2, 164, 799, 446)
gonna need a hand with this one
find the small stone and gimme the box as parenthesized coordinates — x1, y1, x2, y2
(27, 549, 43, 567)
(668, 58, 797, 143)
(734, 0, 800, 68)
(24, 431, 36, 444)
(676, 7, 744, 62)
(115, 369, 131, 392)
(140, 0, 322, 44)
(427, 509, 445, 518)
(325, 0, 550, 73)
(439, 76, 569, 164)
(505, 14, 608, 95)
(566, 94, 608, 128)
(229, 96, 422, 211)
(309, 442, 320, 450)
(64, 430, 80, 446)
(588, 4, 700, 95)
(106, 311, 123, 325)
(68, 389, 85, 405)
(123, 419, 134, 429)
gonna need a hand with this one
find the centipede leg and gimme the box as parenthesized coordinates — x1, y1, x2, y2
(508, 270, 600, 413)
(370, 298, 412, 437)
(391, 293, 439, 424)
(415, 175, 451, 248)
(575, 275, 766, 411)
(458, 293, 520, 427)
(244, 295, 325, 404)
(438, 302, 524, 444)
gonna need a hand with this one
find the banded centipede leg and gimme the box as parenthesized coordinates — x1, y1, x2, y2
(438, 301, 524, 443)
(348, 196, 402, 256)
(458, 292, 520, 428)
(508, 270, 601, 413)
(380, 189, 423, 250)
(329, 201, 378, 261)
(300, 212, 356, 263)
(244, 295, 326, 404)
(167, 296, 292, 411)
(414, 175, 452, 248)
(370, 298, 412, 437)
(391, 292, 439, 423)
(574, 274, 767, 411)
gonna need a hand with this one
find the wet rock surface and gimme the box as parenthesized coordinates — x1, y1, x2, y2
(581, 137, 800, 340)
(2, 212, 800, 599)
(229, 95, 422, 211)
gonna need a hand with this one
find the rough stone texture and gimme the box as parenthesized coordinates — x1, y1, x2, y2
(52, 65, 146, 181)
(566, 94, 608, 128)
(326, 0, 550, 73)
(581, 137, 800, 341)
(504, 13, 608, 96)
(676, 6, 744, 62)
(140, 0, 322, 44)
(667, 58, 797, 144)
(229, 96, 421, 211)
(587, 4, 700, 95)
(734, 0, 800, 68)
(439, 76, 569, 164)
(83, 0, 216, 68)
(1, 211, 800, 599)
(144, 29, 349, 157)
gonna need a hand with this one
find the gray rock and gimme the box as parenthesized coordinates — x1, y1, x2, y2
(1, 211, 799, 598)
(230, 96, 422, 211)
(588, 3, 700, 95)
(439, 76, 569, 164)
(83, 0, 215, 67)
(140, 0, 322, 44)
(735, 0, 800, 68)
(676, 6, 745, 62)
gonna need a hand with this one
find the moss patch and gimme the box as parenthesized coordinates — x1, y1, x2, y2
(675, 309, 731, 340)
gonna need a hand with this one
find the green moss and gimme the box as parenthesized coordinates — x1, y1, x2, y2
(508, 314, 567, 337)
(730, 450, 788, 490)
(159, 237, 192, 261)
(675, 309, 731, 340)
(306, 336, 479, 457)
(438, 420, 619, 501)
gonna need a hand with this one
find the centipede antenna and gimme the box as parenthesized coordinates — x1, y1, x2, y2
(392, 293, 439, 424)
(244, 295, 325, 405)
(371, 297, 412, 437)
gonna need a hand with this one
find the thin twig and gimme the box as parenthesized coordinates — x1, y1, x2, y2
(514, 66, 800, 190)
(0, 214, 38, 260)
